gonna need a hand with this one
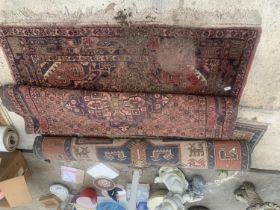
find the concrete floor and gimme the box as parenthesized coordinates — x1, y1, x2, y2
(13, 153, 280, 210)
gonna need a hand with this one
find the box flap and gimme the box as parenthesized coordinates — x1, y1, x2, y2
(0, 152, 18, 182)
(0, 198, 10, 208)
(0, 151, 31, 182)
(39, 194, 61, 208)
(0, 176, 32, 208)
(0, 152, 17, 171)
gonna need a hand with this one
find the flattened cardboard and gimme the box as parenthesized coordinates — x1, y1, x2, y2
(0, 176, 32, 208)
(0, 151, 32, 208)
(39, 194, 61, 208)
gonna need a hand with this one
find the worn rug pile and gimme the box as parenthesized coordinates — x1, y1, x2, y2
(33, 136, 250, 170)
(0, 85, 237, 139)
(0, 25, 261, 170)
(32, 122, 267, 170)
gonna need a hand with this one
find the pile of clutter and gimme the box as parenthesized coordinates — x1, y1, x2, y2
(39, 163, 130, 210)
(38, 165, 210, 210)
(1, 149, 279, 210)
(37, 165, 211, 210)
(150, 167, 209, 210)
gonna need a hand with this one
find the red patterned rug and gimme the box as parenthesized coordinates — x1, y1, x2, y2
(33, 136, 250, 170)
(0, 26, 260, 100)
(0, 85, 237, 139)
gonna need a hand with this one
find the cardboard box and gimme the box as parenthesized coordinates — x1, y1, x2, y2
(0, 151, 32, 181)
(39, 194, 61, 209)
(0, 151, 32, 208)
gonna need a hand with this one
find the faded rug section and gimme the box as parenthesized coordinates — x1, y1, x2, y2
(33, 136, 250, 170)
(0, 26, 260, 100)
(0, 85, 237, 139)
(233, 121, 268, 151)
